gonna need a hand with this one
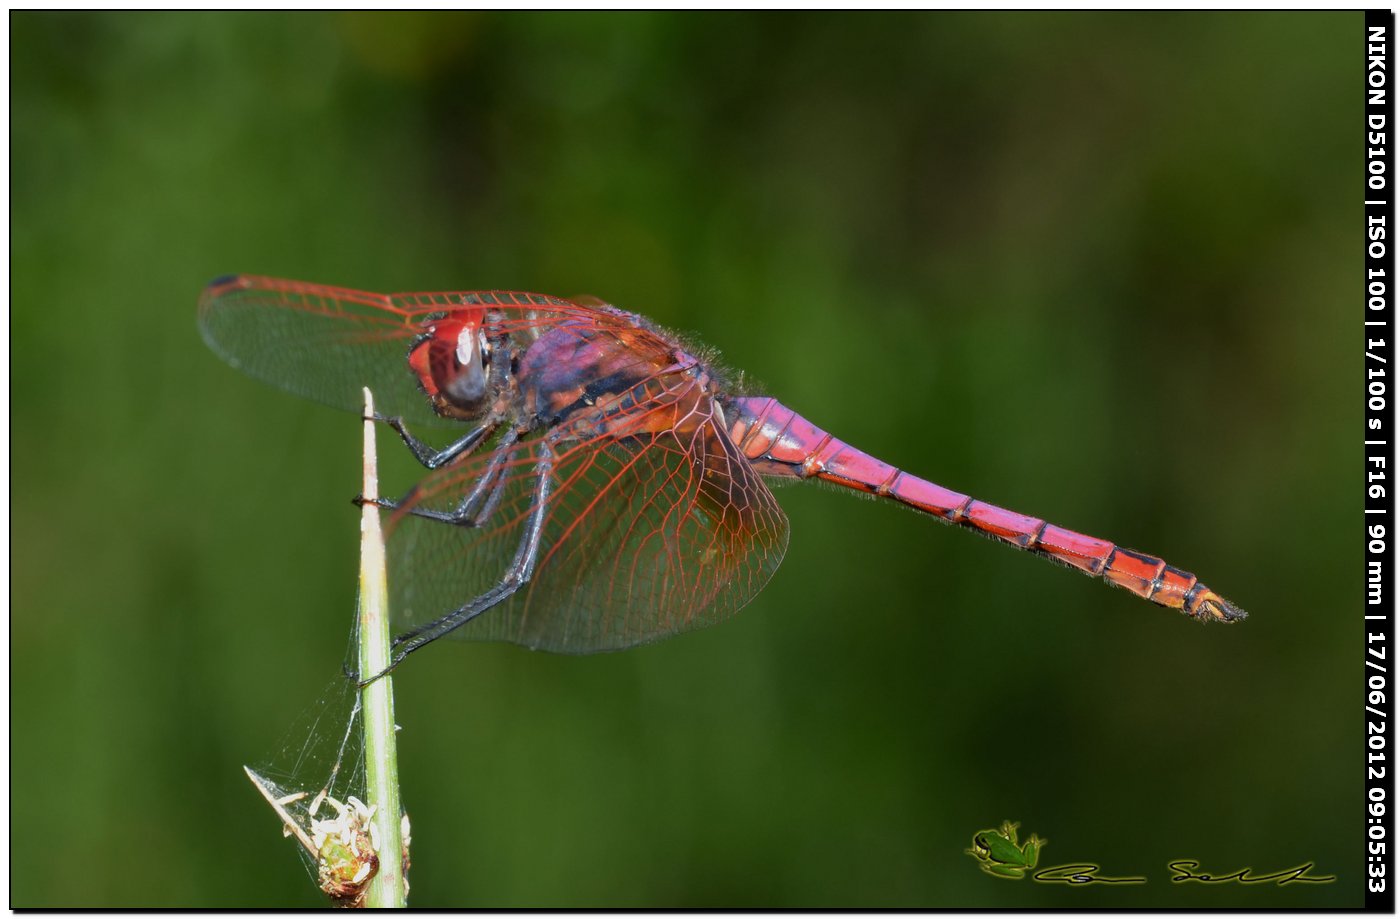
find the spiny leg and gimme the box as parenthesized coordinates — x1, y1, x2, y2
(390, 439, 553, 661)
(362, 428, 521, 528)
(368, 413, 497, 470)
(359, 438, 555, 684)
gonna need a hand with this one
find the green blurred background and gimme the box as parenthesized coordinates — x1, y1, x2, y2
(12, 11, 1361, 907)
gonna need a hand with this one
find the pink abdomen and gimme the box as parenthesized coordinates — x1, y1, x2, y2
(725, 396, 1244, 622)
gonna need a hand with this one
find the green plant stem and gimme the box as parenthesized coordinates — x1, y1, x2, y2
(358, 387, 406, 908)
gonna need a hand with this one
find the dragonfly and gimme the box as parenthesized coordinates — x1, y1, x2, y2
(199, 275, 1245, 669)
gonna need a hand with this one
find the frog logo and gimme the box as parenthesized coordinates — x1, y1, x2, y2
(966, 820, 1045, 879)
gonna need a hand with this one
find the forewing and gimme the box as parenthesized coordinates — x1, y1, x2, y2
(384, 393, 791, 653)
(198, 275, 613, 426)
(199, 275, 446, 425)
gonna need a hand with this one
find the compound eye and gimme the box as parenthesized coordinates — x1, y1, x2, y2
(407, 314, 495, 419)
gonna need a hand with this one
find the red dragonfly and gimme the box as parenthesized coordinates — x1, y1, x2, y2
(200, 275, 1245, 667)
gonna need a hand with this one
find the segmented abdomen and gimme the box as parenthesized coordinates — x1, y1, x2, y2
(725, 396, 1245, 622)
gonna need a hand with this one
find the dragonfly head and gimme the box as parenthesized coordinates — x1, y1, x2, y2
(408, 311, 495, 420)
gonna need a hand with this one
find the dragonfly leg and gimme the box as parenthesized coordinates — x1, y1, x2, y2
(359, 439, 555, 683)
(363, 429, 521, 528)
(368, 413, 496, 470)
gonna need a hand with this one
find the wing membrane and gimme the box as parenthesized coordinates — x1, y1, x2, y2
(198, 275, 614, 426)
(385, 389, 790, 653)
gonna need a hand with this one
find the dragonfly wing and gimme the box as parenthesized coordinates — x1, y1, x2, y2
(567, 294, 613, 308)
(385, 395, 791, 653)
(199, 276, 614, 426)
(199, 275, 454, 426)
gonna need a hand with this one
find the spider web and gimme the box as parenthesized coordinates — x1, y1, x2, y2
(243, 624, 371, 890)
